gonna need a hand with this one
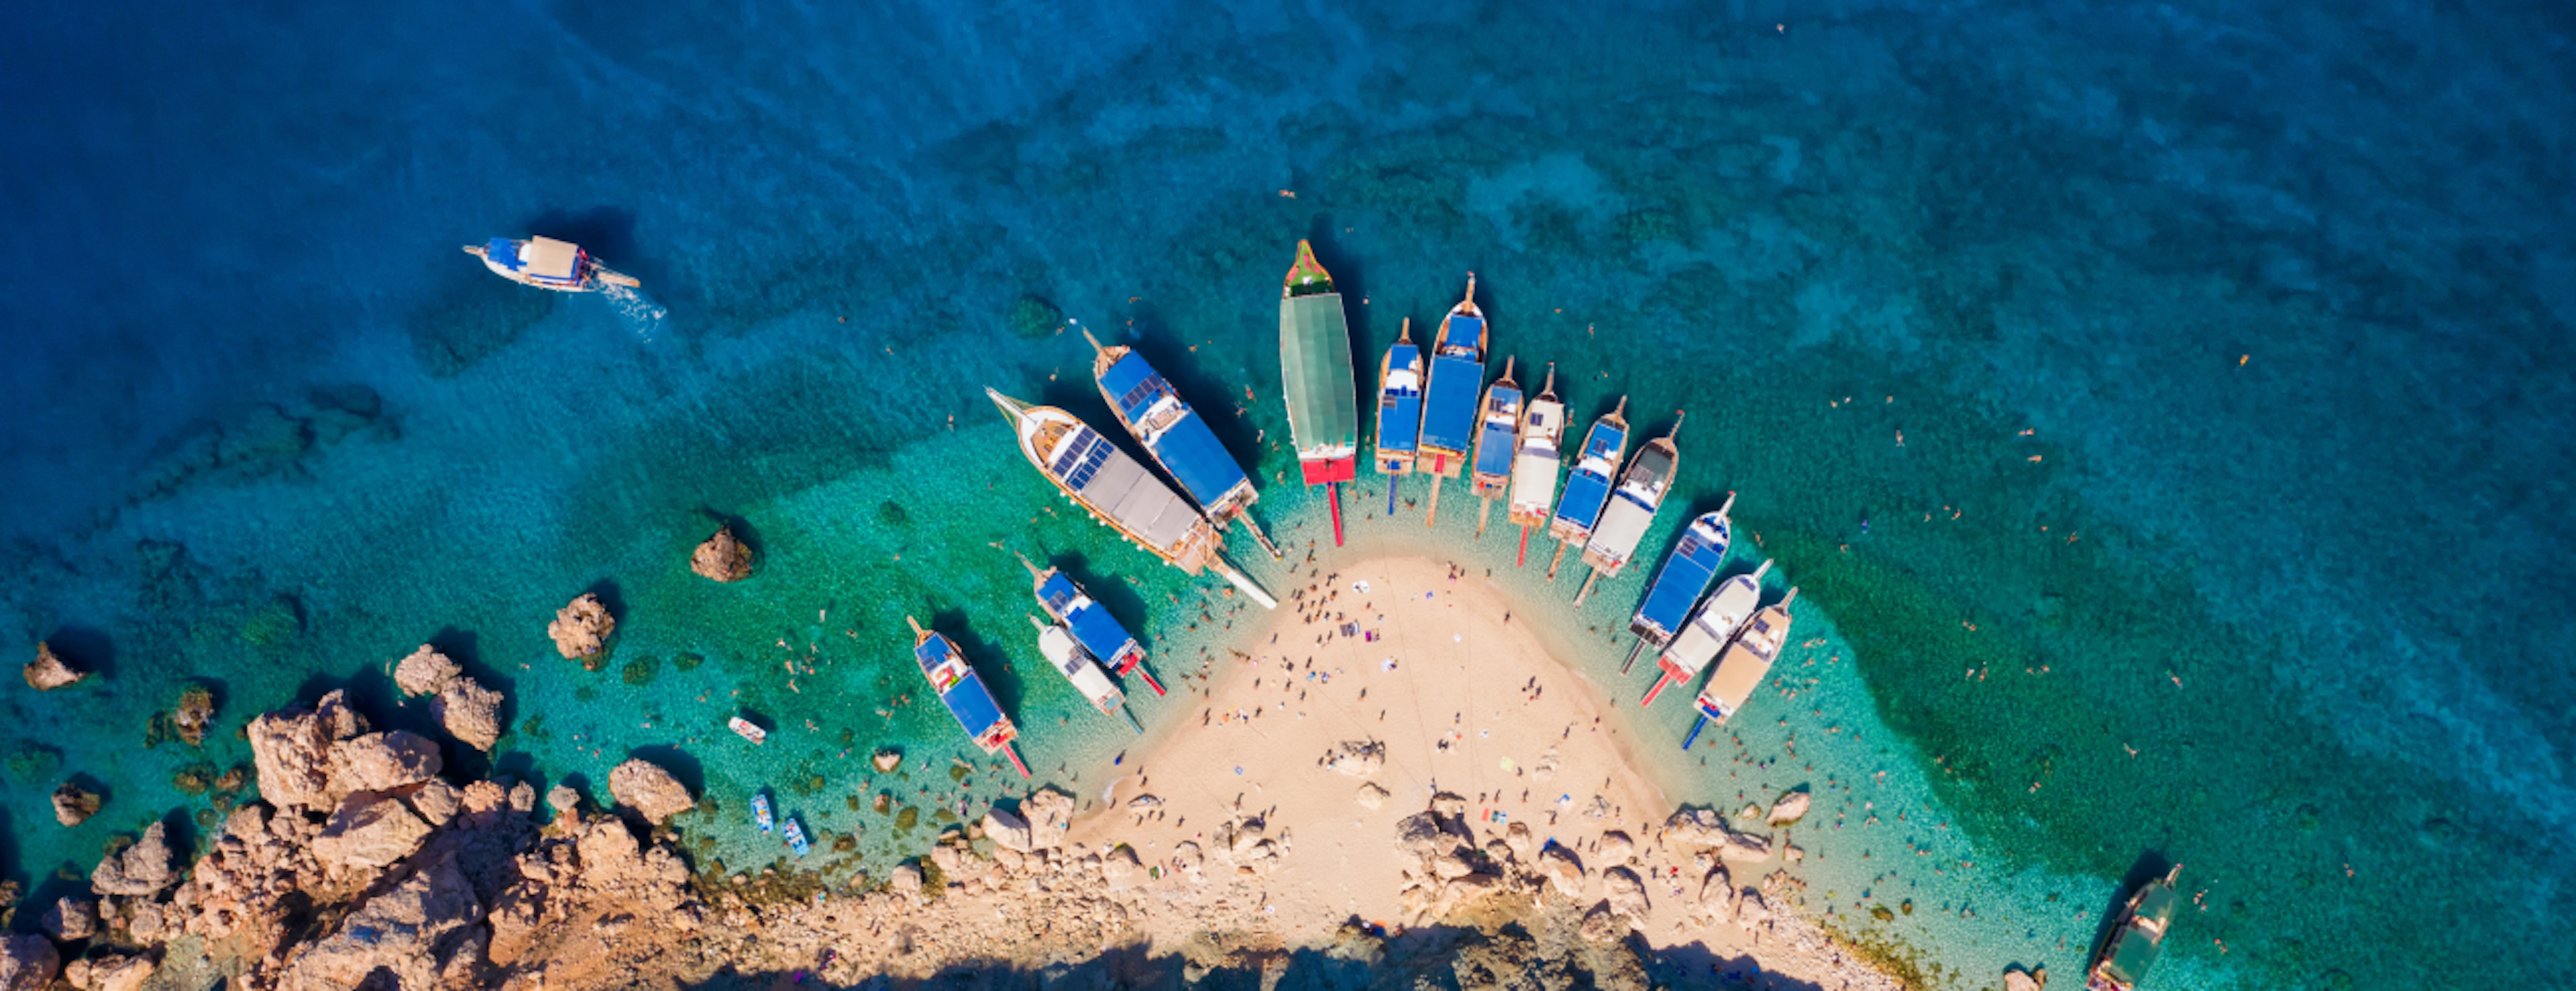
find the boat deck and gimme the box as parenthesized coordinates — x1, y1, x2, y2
(1040, 572, 1146, 669)
(1419, 354, 1483, 457)
(1099, 352, 1252, 511)
(1046, 425, 1205, 561)
(1378, 344, 1424, 460)
(1633, 519, 1728, 640)
(1281, 291, 1359, 470)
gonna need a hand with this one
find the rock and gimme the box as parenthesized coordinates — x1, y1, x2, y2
(608, 758, 695, 825)
(1395, 813, 1448, 858)
(170, 685, 217, 745)
(91, 822, 176, 896)
(51, 783, 100, 827)
(1355, 782, 1390, 809)
(981, 808, 1033, 853)
(127, 902, 167, 943)
(42, 898, 95, 940)
(1022, 788, 1074, 849)
(1599, 830, 1635, 865)
(23, 643, 84, 692)
(277, 854, 482, 991)
(508, 781, 535, 813)
(0, 935, 57, 991)
(891, 864, 923, 896)
(311, 792, 432, 872)
(1101, 845, 1142, 891)
(1430, 792, 1466, 818)
(1719, 831, 1772, 864)
(1430, 853, 1474, 879)
(248, 690, 368, 809)
(2004, 966, 2047, 991)
(1504, 821, 1534, 858)
(547, 594, 615, 660)
(1603, 866, 1650, 921)
(1578, 902, 1628, 942)
(460, 780, 507, 815)
(406, 778, 460, 827)
(1126, 793, 1163, 809)
(871, 750, 902, 773)
(1768, 791, 1811, 825)
(433, 677, 504, 751)
(85, 955, 151, 991)
(1538, 845, 1587, 898)
(1324, 739, 1385, 776)
(391, 645, 460, 696)
(329, 731, 443, 793)
(546, 785, 582, 815)
(1785, 844, 1805, 864)
(1663, 808, 1732, 847)
(690, 526, 755, 582)
(1740, 804, 1762, 821)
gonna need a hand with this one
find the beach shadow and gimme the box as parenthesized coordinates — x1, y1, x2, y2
(40, 625, 116, 681)
(629, 744, 706, 798)
(923, 609, 1026, 724)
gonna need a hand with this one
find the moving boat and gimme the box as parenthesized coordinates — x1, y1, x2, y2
(1279, 241, 1360, 545)
(1685, 586, 1799, 746)
(1018, 552, 1165, 696)
(783, 817, 812, 858)
(1620, 494, 1735, 674)
(1028, 615, 1145, 735)
(1573, 413, 1684, 607)
(462, 236, 639, 293)
(1468, 357, 1525, 537)
(1640, 560, 1771, 708)
(1084, 331, 1281, 558)
(1506, 366, 1566, 567)
(1546, 399, 1629, 580)
(752, 792, 775, 834)
(1415, 276, 1488, 526)
(728, 715, 769, 745)
(985, 389, 1277, 609)
(906, 616, 1031, 778)
(2085, 865, 2186, 991)
(1374, 318, 1426, 513)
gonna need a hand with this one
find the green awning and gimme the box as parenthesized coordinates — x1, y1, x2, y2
(1280, 293, 1358, 456)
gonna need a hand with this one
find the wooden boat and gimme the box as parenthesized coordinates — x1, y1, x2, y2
(1620, 495, 1735, 674)
(985, 389, 1276, 608)
(1468, 357, 1524, 537)
(1415, 276, 1488, 525)
(1029, 615, 1144, 735)
(1573, 413, 1684, 607)
(906, 616, 1030, 778)
(1545, 399, 1629, 579)
(1506, 365, 1565, 566)
(784, 817, 812, 858)
(752, 792, 775, 834)
(2085, 865, 2185, 991)
(728, 715, 769, 745)
(1641, 561, 1770, 708)
(1083, 331, 1281, 558)
(1018, 552, 1164, 696)
(1279, 241, 1360, 545)
(1686, 587, 1799, 745)
(1373, 319, 1425, 513)
(462, 236, 639, 293)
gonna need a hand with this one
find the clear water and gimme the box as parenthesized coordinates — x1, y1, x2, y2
(3, 1, 2571, 988)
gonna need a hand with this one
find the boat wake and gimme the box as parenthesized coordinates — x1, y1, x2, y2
(601, 284, 667, 340)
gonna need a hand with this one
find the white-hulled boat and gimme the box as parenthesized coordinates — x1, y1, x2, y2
(1506, 365, 1565, 567)
(1545, 399, 1628, 580)
(1686, 587, 1799, 746)
(1640, 560, 1771, 708)
(1468, 356, 1525, 537)
(462, 236, 639, 293)
(1572, 413, 1684, 607)
(1029, 615, 1144, 735)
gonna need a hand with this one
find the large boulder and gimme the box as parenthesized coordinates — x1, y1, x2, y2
(433, 677, 504, 751)
(329, 731, 443, 794)
(2004, 967, 2046, 991)
(690, 526, 755, 583)
(981, 807, 1034, 853)
(1538, 845, 1587, 898)
(1768, 791, 1811, 826)
(23, 643, 83, 692)
(1395, 813, 1448, 858)
(248, 690, 368, 809)
(84, 955, 152, 991)
(1355, 782, 1390, 809)
(0, 935, 57, 991)
(311, 792, 433, 872)
(1599, 830, 1635, 865)
(51, 783, 100, 827)
(547, 594, 614, 660)
(608, 758, 694, 824)
(1021, 788, 1074, 849)
(276, 855, 482, 991)
(41, 898, 95, 941)
(1602, 866, 1650, 921)
(91, 822, 177, 896)
(391, 645, 460, 696)
(1718, 831, 1772, 864)
(1100, 845, 1143, 891)
(1324, 739, 1385, 776)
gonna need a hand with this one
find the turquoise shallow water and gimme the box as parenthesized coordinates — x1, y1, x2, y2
(4, 1, 2573, 988)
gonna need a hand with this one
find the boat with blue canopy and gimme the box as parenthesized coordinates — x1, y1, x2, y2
(1085, 331, 1281, 559)
(1687, 587, 1799, 745)
(906, 616, 1030, 778)
(1469, 357, 1524, 537)
(1574, 413, 1683, 607)
(1374, 319, 1426, 513)
(985, 389, 1277, 609)
(462, 236, 639, 293)
(1641, 560, 1770, 708)
(1280, 241, 1360, 545)
(1415, 276, 1487, 526)
(783, 817, 812, 858)
(1507, 366, 1565, 566)
(1621, 494, 1735, 674)
(1019, 552, 1165, 696)
(1546, 398, 1627, 579)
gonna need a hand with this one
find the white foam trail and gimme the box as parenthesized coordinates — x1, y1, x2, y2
(601, 284, 667, 341)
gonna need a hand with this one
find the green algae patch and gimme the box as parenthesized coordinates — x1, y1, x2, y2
(1007, 296, 1063, 339)
(673, 651, 705, 672)
(622, 656, 659, 686)
(894, 806, 918, 832)
(240, 595, 303, 649)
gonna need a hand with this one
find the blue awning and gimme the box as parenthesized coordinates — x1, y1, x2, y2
(484, 238, 525, 270)
(1441, 315, 1485, 352)
(1419, 356, 1483, 453)
(1633, 522, 1729, 639)
(1098, 353, 1167, 423)
(940, 670, 1008, 738)
(1556, 472, 1612, 530)
(1039, 572, 1141, 664)
(1151, 412, 1250, 509)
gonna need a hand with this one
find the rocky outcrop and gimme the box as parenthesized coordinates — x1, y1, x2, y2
(392, 645, 461, 696)
(690, 526, 754, 582)
(1022, 788, 1074, 849)
(1768, 791, 1811, 825)
(1539, 844, 1587, 897)
(2005, 966, 2047, 991)
(24, 643, 83, 691)
(91, 822, 177, 896)
(547, 594, 614, 660)
(42, 898, 95, 940)
(1324, 739, 1385, 776)
(981, 807, 1034, 853)
(68, 955, 150, 991)
(1662, 807, 1772, 863)
(0, 935, 58, 991)
(248, 690, 368, 810)
(871, 750, 902, 773)
(276, 855, 482, 991)
(608, 758, 694, 824)
(52, 782, 100, 827)
(329, 731, 442, 794)
(435, 677, 504, 751)
(311, 792, 432, 872)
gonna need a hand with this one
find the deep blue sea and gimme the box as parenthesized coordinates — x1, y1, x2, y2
(4, 1, 2572, 988)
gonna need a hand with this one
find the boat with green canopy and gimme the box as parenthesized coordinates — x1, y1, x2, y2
(2086, 865, 2185, 991)
(1280, 240, 1360, 545)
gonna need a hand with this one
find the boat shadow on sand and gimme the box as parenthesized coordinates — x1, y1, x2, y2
(675, 921, 1845, 990)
